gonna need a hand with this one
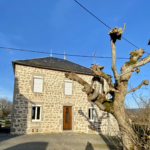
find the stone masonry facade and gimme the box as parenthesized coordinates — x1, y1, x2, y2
(11, 64, 119, 135)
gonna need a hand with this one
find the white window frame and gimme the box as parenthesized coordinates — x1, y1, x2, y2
(33, 76, 43, 93)
(64, 80, 72, 95)
(31, 105, 42, 122)
(89, 107, 96, 121)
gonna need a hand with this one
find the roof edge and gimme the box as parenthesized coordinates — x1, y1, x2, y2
(13, 62, 94, 76)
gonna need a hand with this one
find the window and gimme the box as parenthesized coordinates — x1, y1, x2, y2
(89, 107, 96, 121)
(64, 80, 72, 95)
(32, 105, 41, 121)
(33, 76, 43, 93)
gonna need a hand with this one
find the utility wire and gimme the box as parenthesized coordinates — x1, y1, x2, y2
(0, 1, 149, 60)
(0, 46, 129, 59)
(74, 0, 111, 30)
(0, 1, 149, 59)
(74, 0, 150, 54)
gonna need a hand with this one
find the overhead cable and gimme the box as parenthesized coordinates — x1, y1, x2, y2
(74, 0, 150, 54)
(0, 47, 129, 59)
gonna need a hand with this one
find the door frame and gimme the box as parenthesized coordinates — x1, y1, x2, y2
(63, 106, 72, 130)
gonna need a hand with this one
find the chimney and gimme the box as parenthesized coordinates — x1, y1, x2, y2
(50, 49, 52, 57)
(64, 52, 66, 60)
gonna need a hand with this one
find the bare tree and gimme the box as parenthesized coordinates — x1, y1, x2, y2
(125, 91, 150, 149)
(0, 97, 12, 118)
(65, 24, 150, 150)
(0, 110, 3, 119)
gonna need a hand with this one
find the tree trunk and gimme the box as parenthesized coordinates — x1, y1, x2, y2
(113, 93, 137, 150)
(119, 122, 135, 150)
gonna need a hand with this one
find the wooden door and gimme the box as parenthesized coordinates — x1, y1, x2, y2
(63, 106, 72, 130)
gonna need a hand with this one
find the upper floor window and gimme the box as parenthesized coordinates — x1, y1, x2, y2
(32, 105, 41, 121)
(33, 76, 43, 93)
(64, 80, 72, 95)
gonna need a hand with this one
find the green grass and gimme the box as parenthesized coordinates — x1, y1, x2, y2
(1, 123, 11, 127)
(0, 120, 11, 127)
(4, 124, 11, 127)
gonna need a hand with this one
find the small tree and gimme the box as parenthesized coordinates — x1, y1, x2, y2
(0, 97, 12, 119)
(65, 24, 150, 150)
(126, 92, 150, 149)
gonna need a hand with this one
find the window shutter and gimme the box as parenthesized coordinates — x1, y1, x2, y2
(33, 78, 43, 92)
(65, 81, 72, 95)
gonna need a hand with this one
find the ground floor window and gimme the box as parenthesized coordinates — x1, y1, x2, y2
(32, 105, 41, 121)
(88, 107, 95, 121)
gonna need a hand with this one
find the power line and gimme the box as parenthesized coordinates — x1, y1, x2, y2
(121, 37, 139, 49)
(0, 2, 149, 60)
(74, 0, 150, 54)
(74, 0, 111, 30)
(0, 46, 129, 59)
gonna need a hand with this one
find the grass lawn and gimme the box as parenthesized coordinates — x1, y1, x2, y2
(4, 124, 11, 127)
(0, 119, 11, 127)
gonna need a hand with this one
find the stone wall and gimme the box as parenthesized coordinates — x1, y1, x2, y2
(11, 64, 119, 135)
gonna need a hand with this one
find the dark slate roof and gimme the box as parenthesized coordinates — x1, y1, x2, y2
(12, 57, 94, 75)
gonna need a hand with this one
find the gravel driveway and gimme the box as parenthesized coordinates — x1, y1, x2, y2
(0, 133, 121, 150)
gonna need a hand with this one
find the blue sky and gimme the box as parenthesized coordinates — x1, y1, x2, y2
(0, 0, 150, 107)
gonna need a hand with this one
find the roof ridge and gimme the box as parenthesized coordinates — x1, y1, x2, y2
(12, 56, 91, 69)
(12, 56, 57, 62)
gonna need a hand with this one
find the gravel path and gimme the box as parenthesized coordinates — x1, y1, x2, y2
(0, 133, 121, 150)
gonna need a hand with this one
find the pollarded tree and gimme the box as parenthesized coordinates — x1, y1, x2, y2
(65, 24, 150, 150)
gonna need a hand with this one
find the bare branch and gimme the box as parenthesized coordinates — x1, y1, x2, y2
(103, 88, 119, 98)
(94, 101, 105, 111)
(148, 39, 150, 45)
(88, 78, 100, 101)
(134, 54, 150, 68)
(90, 64, 114, 87)
(119, 67, 140, 77)
(120, 48, 145, 81)
(126, 80, 149, 94)
(110, 39, 119, 82)
(108, 24, 125, 84)
(65, 72, 114, 113)
(109, 23, 125, 41)
(90, 64, 119, 95)
(65, 72, 92, 94)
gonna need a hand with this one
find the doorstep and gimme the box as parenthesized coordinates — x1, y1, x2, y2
(62, 130, 75, 135)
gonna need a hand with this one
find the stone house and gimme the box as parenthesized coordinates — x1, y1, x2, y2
(11, 57, 119, 135)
